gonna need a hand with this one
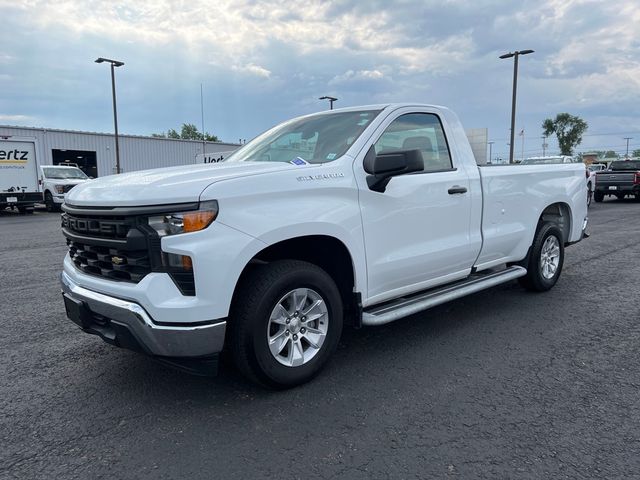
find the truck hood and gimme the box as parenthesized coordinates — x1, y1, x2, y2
(65, 162, 295, 206)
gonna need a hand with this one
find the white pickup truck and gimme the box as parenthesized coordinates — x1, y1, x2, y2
(40, 165, 90, 212)
(60, 104, 588, 388)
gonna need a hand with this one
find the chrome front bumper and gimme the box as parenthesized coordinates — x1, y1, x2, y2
(60, 271, 226, 359)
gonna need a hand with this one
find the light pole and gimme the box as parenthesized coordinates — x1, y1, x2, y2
(95, 57, 124, 174)
(319, 96, 338, 110)
(488, 141, 494, 163)
(624, 137, 632, 157)
(499, 49, 534, 164)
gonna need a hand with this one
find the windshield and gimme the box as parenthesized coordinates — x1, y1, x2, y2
(609, 160, 640, 171)
(225, 109, 381, 164)
(43, 167, 88, 179)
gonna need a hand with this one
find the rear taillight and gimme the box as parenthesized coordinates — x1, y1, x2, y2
(634, 172, 640, 185)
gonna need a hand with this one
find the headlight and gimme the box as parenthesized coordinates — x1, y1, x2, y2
(55, 185, 65, 194)
(147, 200, 218, 237)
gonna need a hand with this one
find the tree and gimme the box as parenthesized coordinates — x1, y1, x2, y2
(632, 149, 640, 158)
(152, 124, 219, 142)
(604, 150, 618, 159)
(180, 123, 201, 140)
(542, 113, 588, 156)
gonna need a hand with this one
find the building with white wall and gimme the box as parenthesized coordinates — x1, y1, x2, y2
(0, 125, 240, 177)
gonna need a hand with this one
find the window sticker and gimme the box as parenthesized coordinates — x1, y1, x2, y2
(326, 153, 337, 160)
(290, 157, 309, 166)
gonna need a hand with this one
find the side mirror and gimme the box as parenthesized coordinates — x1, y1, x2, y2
(363, 146, 423, 192)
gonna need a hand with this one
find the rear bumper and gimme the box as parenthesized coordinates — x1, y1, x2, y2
(0, 191, 41, 205)
(595, 185, 639, 195)
(60, 271, 226, 373)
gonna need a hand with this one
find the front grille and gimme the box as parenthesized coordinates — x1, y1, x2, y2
(67, 238, 151, 282)
(61, 206, 196, 295)
(63, 184, 76, 193)
(62, 213, 132, 239)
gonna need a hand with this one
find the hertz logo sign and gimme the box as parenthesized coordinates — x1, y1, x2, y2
(0, 149, 29, 163)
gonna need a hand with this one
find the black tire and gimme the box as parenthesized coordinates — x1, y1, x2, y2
(45, 192, 58, 212)
(518, 222, 564, 292)
(586, 187, 592, 207)
(228, 260, 343, 389)
(594, 191, 604, 203)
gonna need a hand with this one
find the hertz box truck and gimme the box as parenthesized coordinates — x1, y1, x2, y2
(0, 137, 41, 213)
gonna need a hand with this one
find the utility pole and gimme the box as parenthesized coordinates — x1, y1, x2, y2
(201, 83, 206, 154)
(624, 137, 632, 157)
(488, 141, 494, 164)
(95, 57, 124, 174)
(499, 49, 534, 164)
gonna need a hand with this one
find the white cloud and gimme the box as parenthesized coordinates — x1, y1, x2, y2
(329, 69, 386, 85)
(231, 63, 272, 79)
(0, 114, 35, 122)
(2, 0, 640, 150)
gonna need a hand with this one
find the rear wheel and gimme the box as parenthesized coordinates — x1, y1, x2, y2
(594, 191, 604, 203)
(518, 223, 564, 292)
(229, 260, 343, 389)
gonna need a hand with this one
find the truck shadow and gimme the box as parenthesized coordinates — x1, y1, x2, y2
(85, 281, 526, 403)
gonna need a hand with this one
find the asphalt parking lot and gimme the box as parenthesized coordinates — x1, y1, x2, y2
(1, 199, 640, 479)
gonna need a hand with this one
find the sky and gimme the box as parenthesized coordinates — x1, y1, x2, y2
(1, 0, 640, 159)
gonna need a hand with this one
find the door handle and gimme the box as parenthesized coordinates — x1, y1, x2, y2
(448, 185, 467, 195)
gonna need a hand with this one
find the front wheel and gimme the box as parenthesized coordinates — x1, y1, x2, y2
(229, 260, 343, 388)
(519, 222, 564, 292)
(45, 192, 59, 212)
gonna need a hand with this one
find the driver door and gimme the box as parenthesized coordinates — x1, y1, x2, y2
(357, 110, 478, 304)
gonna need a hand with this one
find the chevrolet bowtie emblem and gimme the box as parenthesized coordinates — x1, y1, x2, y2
(112, 256, 125, 265)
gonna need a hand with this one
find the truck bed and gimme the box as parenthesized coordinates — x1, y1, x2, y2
(475, 163, 588, 270)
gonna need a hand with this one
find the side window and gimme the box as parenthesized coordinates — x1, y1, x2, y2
(373, 113, 453, 172)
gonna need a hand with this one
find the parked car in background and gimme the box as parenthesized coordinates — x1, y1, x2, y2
(588, 163, 607, 173)
(594, 160, 640, 202)
(586, 169, 596, 206)
(39, 165, 90, 212)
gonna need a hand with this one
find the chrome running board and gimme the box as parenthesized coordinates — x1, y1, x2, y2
(362, 266, 527, 326)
